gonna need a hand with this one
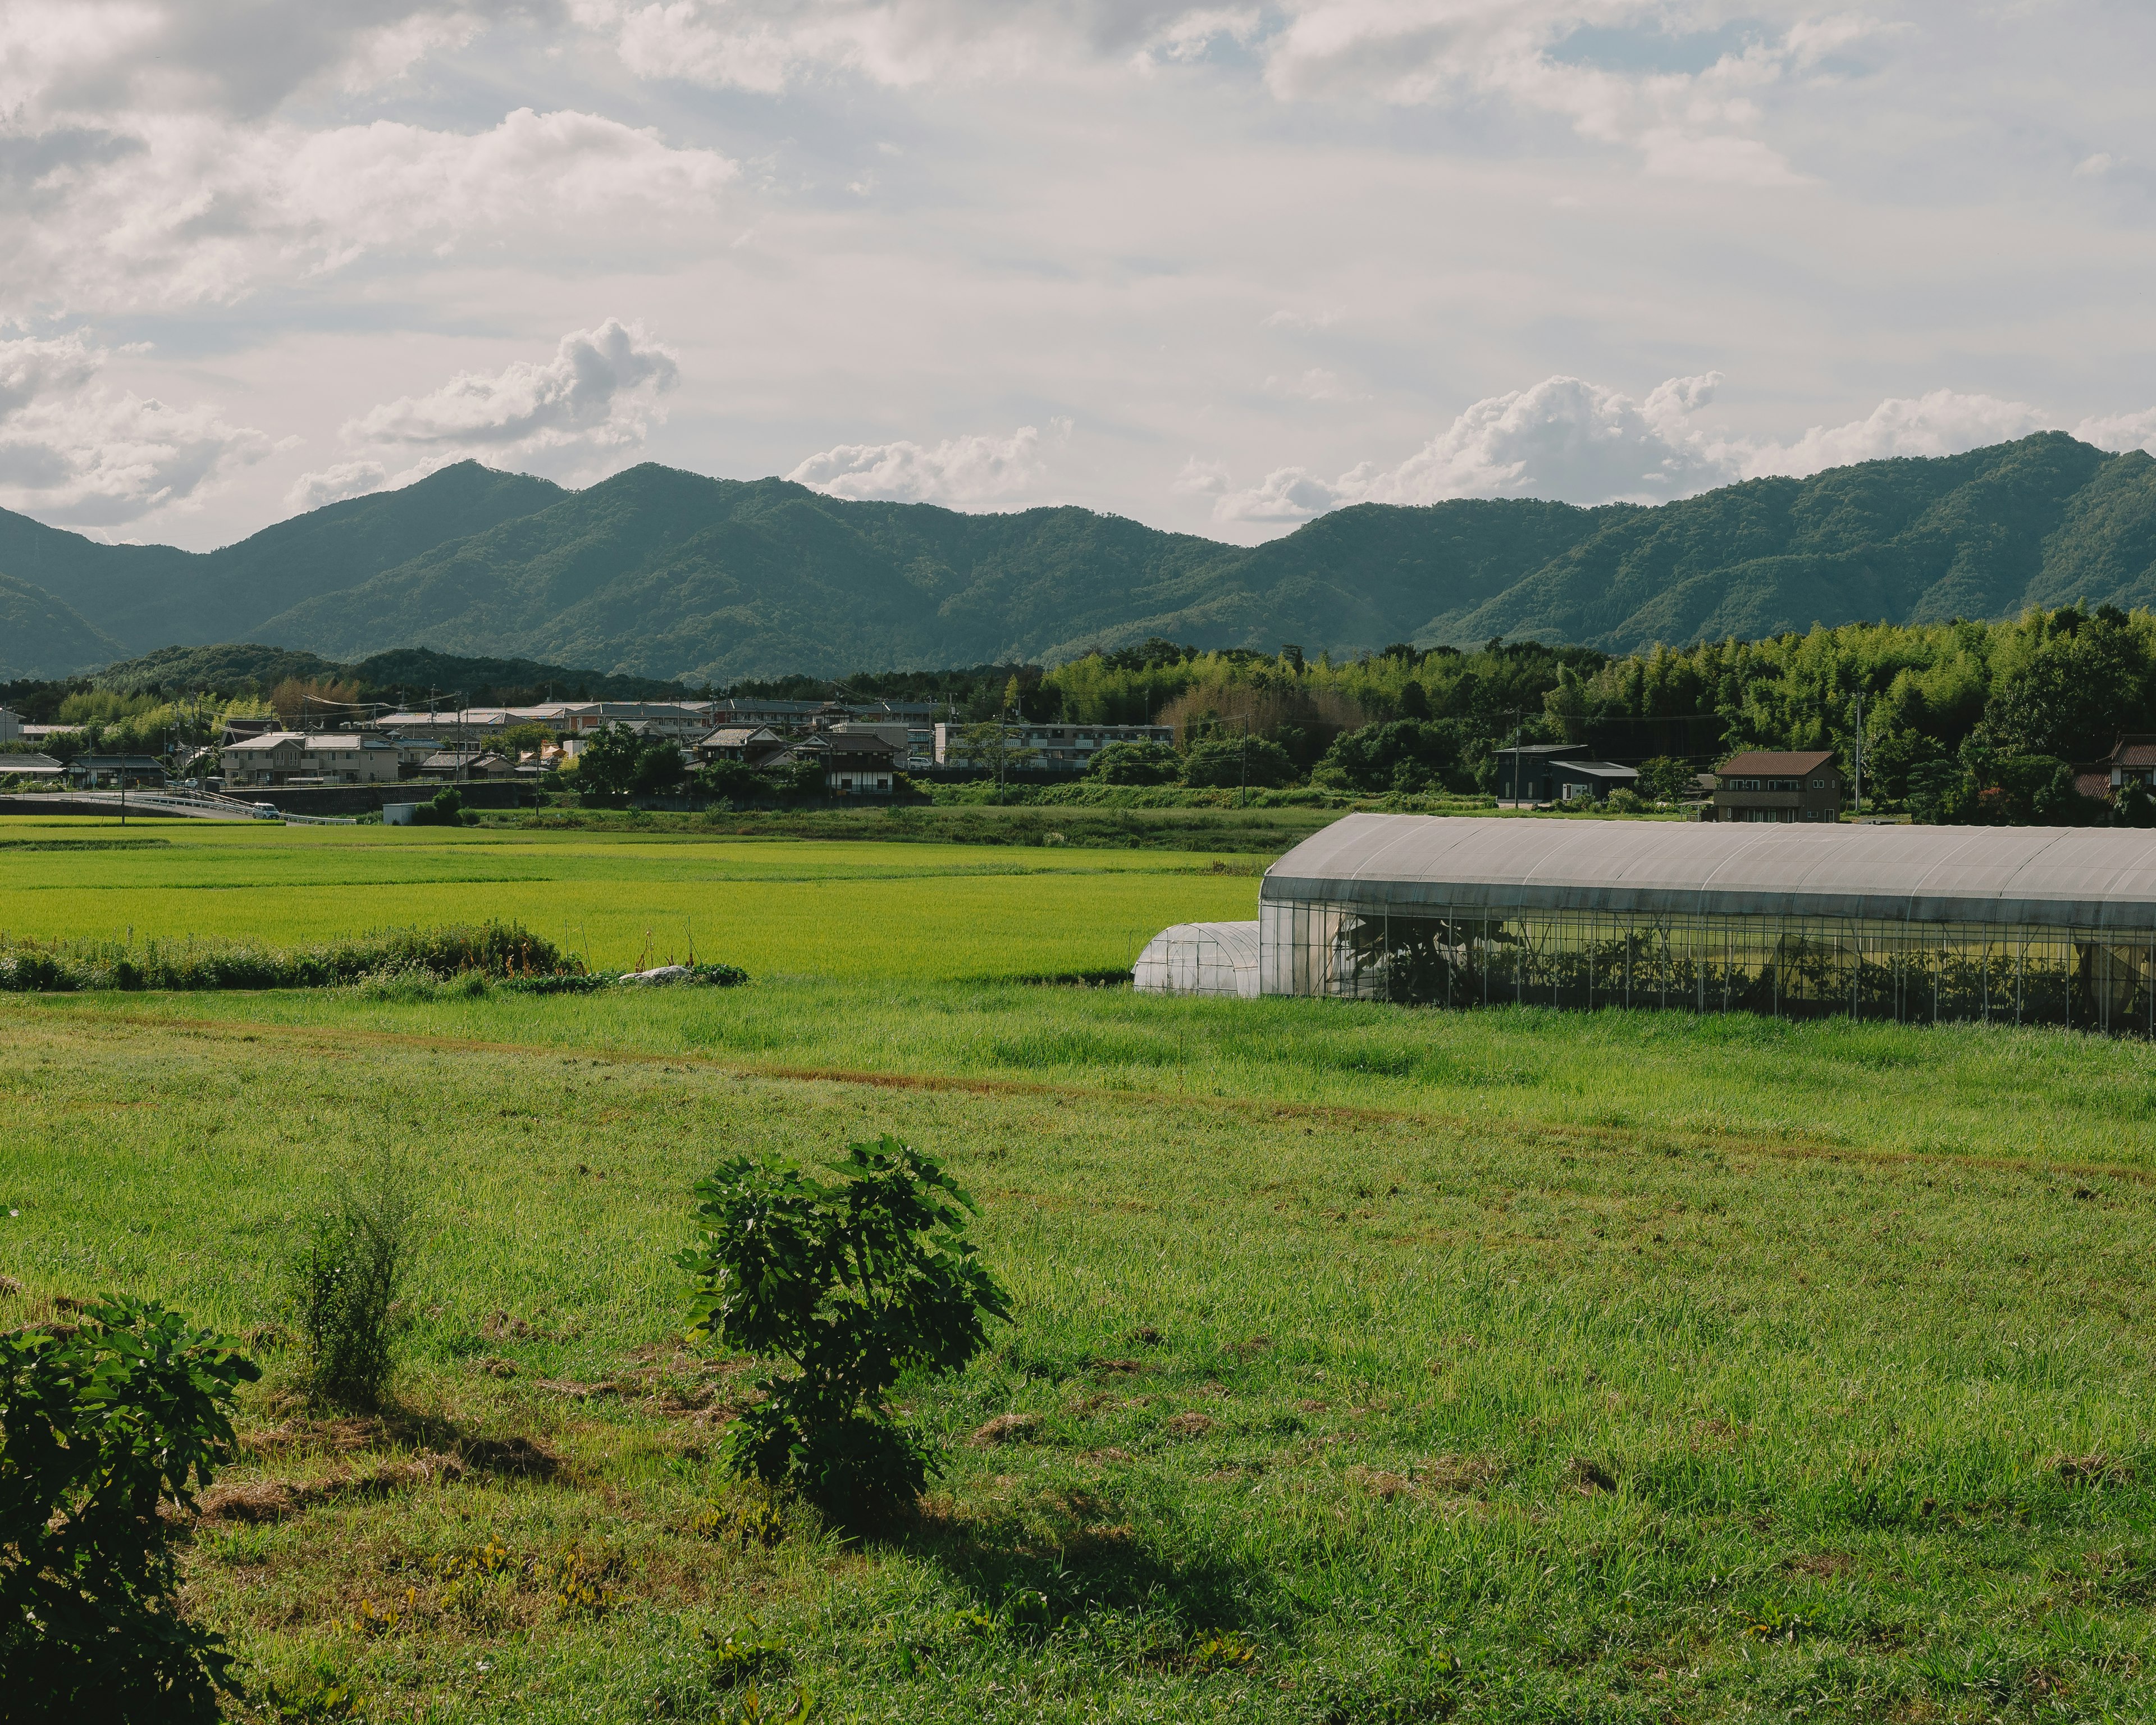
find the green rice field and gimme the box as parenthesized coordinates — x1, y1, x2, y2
(4, 814, 2155, 1722)
(0, 818, 1260, 978)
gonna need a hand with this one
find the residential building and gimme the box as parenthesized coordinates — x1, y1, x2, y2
(0, 752, 66, 781)
(931, 721, 1173, 773)
(223, 732, 402, 787)
(0, 706, 21, 744)
(692, 726, 787, 764)
(1709, 750, 1843, 823)
(66, 755, 169, 788)
(2098, 736, 2156, 793)
(418, 750, 516, 780)
(1493, 742, 1639, 805)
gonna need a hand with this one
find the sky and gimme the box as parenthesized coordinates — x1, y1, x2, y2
(3, 0, 2155, 553)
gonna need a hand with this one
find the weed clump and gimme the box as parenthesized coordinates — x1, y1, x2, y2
(679, 1134, 1010, 1530)
(289, 1156, 421, 1412)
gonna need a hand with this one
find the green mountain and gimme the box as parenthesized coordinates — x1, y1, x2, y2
(0, 571, 122, 679)
(8, 433, 2156, 679)
(92, 642, 700, 704)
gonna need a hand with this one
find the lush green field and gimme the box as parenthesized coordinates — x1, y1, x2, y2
(7, 821, 2156, 1721)
(0, 819, 1260, 978)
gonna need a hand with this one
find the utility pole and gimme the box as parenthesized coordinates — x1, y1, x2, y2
(1240, 716, 1250, 809)
(1850, 690, 1863, 821)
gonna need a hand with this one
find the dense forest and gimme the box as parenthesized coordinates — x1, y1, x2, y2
(1018, 605, 2156, 822)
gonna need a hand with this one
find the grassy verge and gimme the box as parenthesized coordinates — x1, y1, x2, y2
(4, 989, 2154, 1722)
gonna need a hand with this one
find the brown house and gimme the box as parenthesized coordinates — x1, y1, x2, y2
(1709, 750, 1843, 823)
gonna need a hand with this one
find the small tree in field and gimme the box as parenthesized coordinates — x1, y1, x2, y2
(679, 1136, 1010, 1530)
(0, 1298, 259, 1719)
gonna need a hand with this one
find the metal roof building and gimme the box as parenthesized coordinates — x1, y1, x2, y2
(1256, 814, 2156, 1033)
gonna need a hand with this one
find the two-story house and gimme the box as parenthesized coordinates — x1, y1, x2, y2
(223, 732, 402, 787)
(1709, 750, 1843, 822)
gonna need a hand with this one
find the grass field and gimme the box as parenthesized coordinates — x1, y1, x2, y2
(4, 818, 2156, 1722)
(0, 819, 1262, 978)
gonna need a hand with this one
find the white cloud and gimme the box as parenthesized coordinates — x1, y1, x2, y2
(1209, 372, 1730, 524)
(1202, 373, 2156, 527)
(1742, 390, 2054, 478)
(787, 422, 1061, 504)
(287, 320, 679, 508)
(0, 328, 271, 526)
(2075, 408, 2156, 457)
(15, 108, 737, 308)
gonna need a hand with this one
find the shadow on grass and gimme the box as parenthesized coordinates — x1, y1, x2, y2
(240, 1400, 564, 1482)
(893, 1485, 1266, 1634)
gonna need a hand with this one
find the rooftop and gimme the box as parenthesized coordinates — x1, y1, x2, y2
(1262, 812, 2156, 930)
(1718, 750, 1838, 776)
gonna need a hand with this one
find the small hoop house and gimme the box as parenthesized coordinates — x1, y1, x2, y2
(1134, 920, 1260, 998)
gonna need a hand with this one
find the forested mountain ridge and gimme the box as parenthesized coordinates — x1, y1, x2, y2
(4, 434, 2156, 682)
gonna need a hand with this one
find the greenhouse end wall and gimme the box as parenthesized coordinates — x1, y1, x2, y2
(1257, 898, 2156, 1034)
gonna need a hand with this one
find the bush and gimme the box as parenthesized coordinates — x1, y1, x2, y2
(1180, 735, 1300, 789)
(1312, 719, 1474, 793)
(1085, 740, 1179, 786)
(1601, 787, 1650, 814)
(679, 1135, 1010, 1530)
(289, 1157, 421, 1411)
(406, 787, 480, 827)
(0, 920, 584, 993)
(0, 1297, 260, 1719)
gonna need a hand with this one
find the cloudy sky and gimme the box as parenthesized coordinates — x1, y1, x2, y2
(3, 0, 2154, 551)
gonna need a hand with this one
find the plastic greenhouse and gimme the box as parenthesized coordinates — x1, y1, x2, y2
(1250, 813, 2156, 1034)
(1133, 921, 1262, 998)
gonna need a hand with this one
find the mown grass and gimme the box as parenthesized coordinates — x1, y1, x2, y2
(4, 989, 2155, 1722)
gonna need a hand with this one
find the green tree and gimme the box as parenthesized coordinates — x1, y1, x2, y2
(0, 1298, 261, 1720)
(1313, 719, 1471, 794)
(574, 724, 688, 799)
(1086, 740, 1179, 784)
(1181, 734, 1299, 789)
(678, 1136, 1010, 1530)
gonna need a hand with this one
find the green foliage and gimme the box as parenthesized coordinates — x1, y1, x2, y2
(573, 724, 689, 800)
(0, 1297, 260, 1719)
(288, 1155, 421, 1411)
(1634, 755, 1694, 804)
(406, 787, 472, 826)
(1085, 740, 1179, 785)
(1313, 719, 1474, 794)
(0, 919, 584, 993)
(1180, 734, 1299, 789)
(679, 1135, 1010, 1528)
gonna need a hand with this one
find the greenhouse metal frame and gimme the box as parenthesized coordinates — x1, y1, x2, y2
(1258, 815, 2156, 1034)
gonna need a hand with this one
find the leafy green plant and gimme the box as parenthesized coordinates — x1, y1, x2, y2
(679, 1135, 1010, 1529)
(705, 1625, 793, 1689)
(290, 1155, 421, 1411)
(0, 1296, 260, 1721)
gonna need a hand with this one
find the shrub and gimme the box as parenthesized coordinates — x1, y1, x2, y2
(1601, 787, 1650, 814)
(1086, 740, 1179, 785)
(0, 1297, 260, 1720)
(0, 920, 583, 993)
(406, 788, 472, 827)
(1180, 735, 1300, 789)
(289, 1157, 421, 1411)
(679, 1135, 1010, 1530)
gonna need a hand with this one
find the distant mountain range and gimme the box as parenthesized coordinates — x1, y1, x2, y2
(5, 432, 2155, 682)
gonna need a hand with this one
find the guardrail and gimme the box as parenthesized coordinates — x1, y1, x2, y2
(40, 788, 357, 825)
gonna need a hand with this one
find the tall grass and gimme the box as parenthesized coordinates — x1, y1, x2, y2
(0, 920, 584, 992)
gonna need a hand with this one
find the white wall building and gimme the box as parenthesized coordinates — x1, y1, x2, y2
(223, 732, 403, 786)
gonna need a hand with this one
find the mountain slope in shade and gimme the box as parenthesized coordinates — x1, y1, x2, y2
(0, 462, 566, 658)
(0, 572, 122, 679)
(13, 434, 2156, 681)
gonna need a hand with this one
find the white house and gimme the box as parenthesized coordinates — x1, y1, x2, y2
(223, 732, 402, 787)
